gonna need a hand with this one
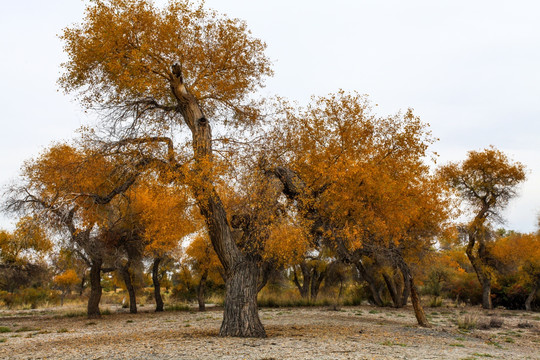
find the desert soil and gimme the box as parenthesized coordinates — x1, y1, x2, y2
(0, 305, 539, 359)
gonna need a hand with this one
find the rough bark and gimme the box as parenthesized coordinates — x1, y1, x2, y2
(219, 259, 266, 337)
(152, 257, 164, 312)
(198, 269, 208, 312)
(525, 284, 537, 311)
(87, 259, 102, 318)
(120, 264, 137, 314)
(170, 64, 265, 337)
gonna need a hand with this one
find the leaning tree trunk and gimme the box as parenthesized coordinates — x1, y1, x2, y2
(219, 259, 266, 337)
(120, 264, 137, 314)
(398, 258, 430, 327)
(525, 284, 537, 311)
(152, 257, 164, 312)
(198, 269, 208, 312)
(170, 63, 266, 337)
(88, 259, 102, 318)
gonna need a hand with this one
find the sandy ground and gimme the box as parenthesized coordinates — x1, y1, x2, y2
(0, 305, 539, 359)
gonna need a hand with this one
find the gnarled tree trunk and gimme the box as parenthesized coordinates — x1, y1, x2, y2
(152, 257, 164, 312)
(88, 259, 102, 318)
(170, 63, 265, 337)
(219, 259, 266, 337)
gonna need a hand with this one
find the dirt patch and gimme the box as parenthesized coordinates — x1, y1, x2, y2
(0, 306, 539, 359)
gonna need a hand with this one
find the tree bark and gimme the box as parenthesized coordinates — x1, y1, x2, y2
(292, 266, 310, 299)
(120, 264, 137, 314)
(399, 260, 430, 327)
(198, 269, 208, 312)
(87, 259, 102, 318)
(356, 261, 383, 307)
(401, 268, 410, 306)
(310, 267, 326, 301)
(525, 284, 537, 311)
(152, 257, 164, 312)
(382, 272, 401, 308)
(219, 259, 266, 337)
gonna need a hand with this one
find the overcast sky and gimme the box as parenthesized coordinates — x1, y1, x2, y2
(1, 0, 539, 232)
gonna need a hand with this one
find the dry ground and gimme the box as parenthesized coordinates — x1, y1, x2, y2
(0, 304, 539, 359)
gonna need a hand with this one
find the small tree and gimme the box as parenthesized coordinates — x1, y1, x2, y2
(440, 147, 526, 309)
(54, 269, 80, 306)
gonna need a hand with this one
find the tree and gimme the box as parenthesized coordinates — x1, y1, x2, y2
(440, 147, 526, 309)
(4, 143, 144, 317)
(54, 269, 80, 306)
(262, 92, 449, 326)
(60, 0, 272, 336)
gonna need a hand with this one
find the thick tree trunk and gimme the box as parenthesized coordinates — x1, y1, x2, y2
(257, 261, 273, 293)
(219, 259, 266, 337)
(120, 264, 137, 314)
(525, 284, 537, 311)
(152, 257, 164, 312)
(481, 279, 492, 310)
(88, 260, 102, 318)
(198, 269, 208, 312)
(356, 261, 383, 307)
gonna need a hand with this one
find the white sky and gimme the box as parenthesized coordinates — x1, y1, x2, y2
(1, 0, 539, 232)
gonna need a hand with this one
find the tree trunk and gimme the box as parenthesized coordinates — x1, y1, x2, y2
(88, 259, 102, 318)
(399, 260, 430, 327)
(356, 261, 383, 307)
(152, 257, 164, 312)
(79, 272, 86, 296)
(171, 63, 265, 337)
(120, 264, 137, 314)
(310, 268, 325, 302)
(466, 209, 493, 310)
(219, 259, 266, 337)
(525, 284, 537, 311)
(198, 269, 208, 312)
(481, 279, 492, 310)
(292, 264, 310, 299)
(401, 268, 410, 306)
(382, 272, 401, 308)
